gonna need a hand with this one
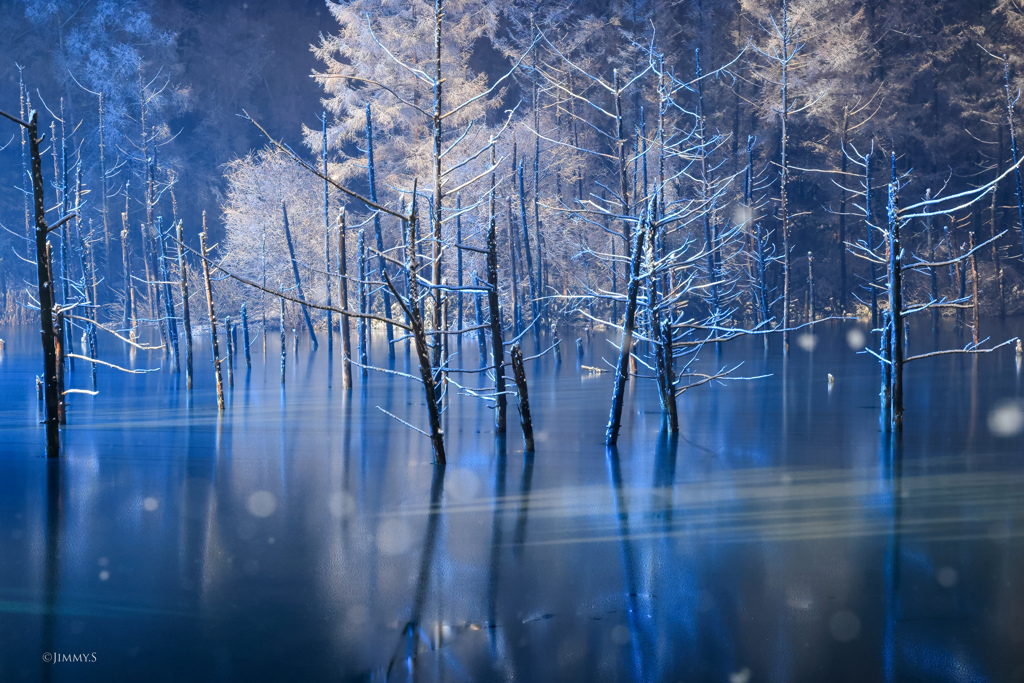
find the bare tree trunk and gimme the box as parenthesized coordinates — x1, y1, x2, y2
(880, 309, 891, 431)
(969, 231, 980, 346)
(280, 297, 287, 384)
(926, 189, 938, 337)
(322, 114, 334, 358)
(176, 220, 194, 389)
(281, 202, 318, 350)
(157, 219, 180, 372)
(613, 70, 632, 249)
(145, 156, 167, 359)
(200, 224, 225, 411)
(430, 0, 445, 369)
(807, 251, 814, 322)
(865, 148, 878, 328)
(54, 309, 66, 425)
(661, 320, 678, 433)
(225, 315, 234, 388)
(696, 49, 720, 316)
(18, 70, 30, 242)
(606, 208, 649, 446)
(11, 109, 62, 456)
(473, 272, 487, 368)
(121, 212, 135, 336)
(405, 183, 446, 463)
(839, 108, 849, 313)
(357, 229, 369, 380)
(510, 344, 535, 452)
(517, 162, 538, 342)
(506, 197, 523, 337)
(241, 302, 252, 370)
(98, 93, 111, 282)
(990, 158, 1006, 319)
(337, 210, 352, 389)
(887, 154, 904, 431)
(456, 194, 464, 350)
(487, 146, 507, 434)
(366, 104, 395, 361)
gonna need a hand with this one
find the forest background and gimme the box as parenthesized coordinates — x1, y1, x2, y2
(1, 0, 1023, 324)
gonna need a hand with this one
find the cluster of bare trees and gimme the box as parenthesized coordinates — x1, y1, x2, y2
(6, 0, 1024, 457)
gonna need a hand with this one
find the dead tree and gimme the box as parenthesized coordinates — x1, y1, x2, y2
(199, 225, 225, 411)
(157, 218, 180, 372)
(509, 344, 535, 452)
(605, 211, 648, 446)
(241, 302, 252, 370)
(176, 220, 194, 389)
(321, 113, 334, 358)
(224, 315, 234, 388)
(281, 202, 318, 350)
(337, 208, 352, 388)
(852, 150, 1024, 431)
(1, 109, 68, 456)
(486, 144, 507, 434)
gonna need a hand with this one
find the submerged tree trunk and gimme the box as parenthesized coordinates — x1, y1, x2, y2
(281, 202, 318, 350)
(6, 109, 62, 456)
(456, 195, 465, 350)
(517, 162, 538, 342)
(606, 206, 649, 446)
(157, 219, 180, 373)
(925, 190, 939, 337)
(225, 316, 234, 388)
(473, 272, 487, 369)
(279, 298, 287, 383)
(200, 224, 225, 411)
(176, 221, 194, 390)
(430, 0, 445, 370)
(54, 308, 66, 425)
(510, 344, 535, 452)
(121, 211, 134, 335)
(696, 49, 720, 318)
(357, 229, 369, 380)
(661, 320, 679, 433)
(241, 302, 252, 370)
(337, 210, 352, 389)
(807, 251, 814, 322)
(839, 109, 849, 313)
(865, 149, 879, 328)
(486, 147, 507, 434)
(405, 183, 446, 464)
(506, 197, 523, 337)
(322, 114, 334, 358)
(886, 154, 904, 431)
(969, 231, 980, 346)
(366, 104, 395, 361)
(880, 309, 891, 431)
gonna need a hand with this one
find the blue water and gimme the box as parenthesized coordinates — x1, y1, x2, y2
(1, 320, 1023, 681)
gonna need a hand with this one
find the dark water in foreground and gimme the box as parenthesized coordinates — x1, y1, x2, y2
(1, 320, 1023, 682)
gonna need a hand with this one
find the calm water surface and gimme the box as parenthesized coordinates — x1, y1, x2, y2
(1, 320, 1023, 682)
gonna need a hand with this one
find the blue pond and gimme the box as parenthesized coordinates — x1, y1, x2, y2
(1, 320, 1023, 681)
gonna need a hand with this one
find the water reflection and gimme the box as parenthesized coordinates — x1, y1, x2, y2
(383, 465, 446, 681)
(0, 322, 1023, 681)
